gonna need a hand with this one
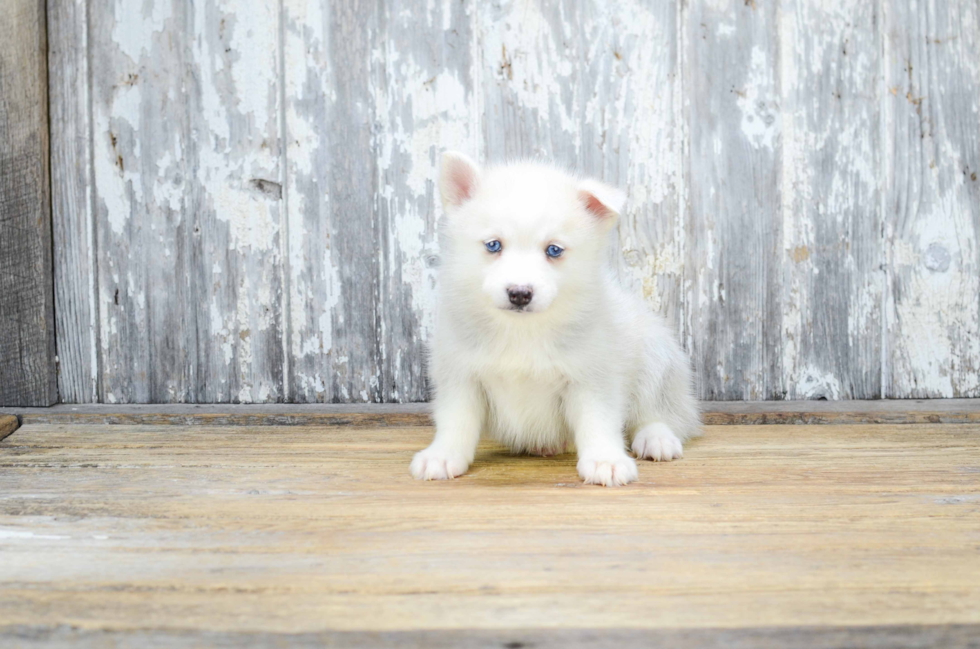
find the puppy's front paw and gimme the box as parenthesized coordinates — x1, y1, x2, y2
(410, 446, 470, 481)
(632, 423, 683, 461)
(577, 452, 638, 487)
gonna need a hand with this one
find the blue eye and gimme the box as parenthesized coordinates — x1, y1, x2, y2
(485, 240, 502, 253)
(546, 244, 564, 258)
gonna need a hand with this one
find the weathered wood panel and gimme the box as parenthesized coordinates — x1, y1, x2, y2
(883, 0, 980, 398)
(685, 0, 784, 400)
(283, 0, 385, 403)
(48, 0, 980, 403)
(0, 0, 57, 407)
(86, 0, 284, 403)
(48, 0, 98, 403)
(2, 423, 980, 631)
(777, 0, 883, 399)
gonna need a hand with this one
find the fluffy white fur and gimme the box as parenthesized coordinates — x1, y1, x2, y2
(410, 152, 700, 487)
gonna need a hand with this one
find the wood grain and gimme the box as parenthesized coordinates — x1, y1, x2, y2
(48, 0, 98, 404)
(685, 0, 783, 400)
(86, 0, 285, 403)
(4, 400, 980, 428)
(883, 0, 980, 398)
(1, 422, 979, 635)
(778, 0, 883, 399)
(282, 0, 382, 403)
(0, 0, 57, 407)
(45, 0, 980, 403)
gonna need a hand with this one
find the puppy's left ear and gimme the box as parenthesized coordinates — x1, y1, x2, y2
(578, 179, 626, 230)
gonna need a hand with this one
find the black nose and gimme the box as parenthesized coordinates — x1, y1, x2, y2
(507, 286, 533, 307)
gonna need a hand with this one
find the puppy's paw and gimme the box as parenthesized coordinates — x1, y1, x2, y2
(632, 423, 683, 462)
(410, 446, 470, 481)
(576, 452, 638, 487)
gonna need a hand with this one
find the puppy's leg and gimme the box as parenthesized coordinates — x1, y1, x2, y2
(631, 422, 684, 461)
(631, 346, 700, 463)
(564, 386, 637, 487)
(410, 379, 483, 480)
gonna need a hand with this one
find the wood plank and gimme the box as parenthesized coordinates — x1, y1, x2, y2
(0, 415, 18, 441)
(282, 0, 385, 402)
(372, 0, 480, 402)
(88, 0, 284, 402)
(48, 0, 98, 403)
(478, 0, 570, 162)
(700, 398, 980, 425)
(778, 0, 883, 399)
(883, 0, 980, 397)
(5, 404, 433, 428)
(684, 0, 783, 400)
(0, 0, 57, 407)
(4, 400, 980, 427)
(4, 623, 980, 649)
(1, 422, 978, 635)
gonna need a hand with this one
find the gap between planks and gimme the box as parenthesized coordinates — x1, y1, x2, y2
(1, 399, 980, 428)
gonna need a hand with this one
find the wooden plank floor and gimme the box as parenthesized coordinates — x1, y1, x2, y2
(2, 422, 979, 647)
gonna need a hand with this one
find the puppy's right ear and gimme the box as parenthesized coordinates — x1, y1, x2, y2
(577, 179, 626, 231)
(440, 151, 481, 213)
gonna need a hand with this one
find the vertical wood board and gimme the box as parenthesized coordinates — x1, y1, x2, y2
(86, 0, 284, 403)
(0, 0, 57, 407)
(685, 0, 784, 400)
(883, 0, 980, 398)
(777, 0, 883, 399)
(48, 0, 98, 404)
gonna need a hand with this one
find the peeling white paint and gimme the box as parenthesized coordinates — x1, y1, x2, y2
(95, 83, 142, 236)
(59, 0, 980, 403)
(737, 46, 779, 151)
(112, 0, 171, 63)
(884, 0, 980, 398)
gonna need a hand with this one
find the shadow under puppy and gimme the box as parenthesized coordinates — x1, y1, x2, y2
(411, 152, 700, 486)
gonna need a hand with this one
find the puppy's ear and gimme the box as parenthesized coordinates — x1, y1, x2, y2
(440, 151, 481, 213)
(578, 179, 626, 229)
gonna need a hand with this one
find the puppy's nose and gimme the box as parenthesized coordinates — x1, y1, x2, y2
(507, 286, 533, 307)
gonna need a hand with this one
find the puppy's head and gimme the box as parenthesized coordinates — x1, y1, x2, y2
(438, 151, 624, 316)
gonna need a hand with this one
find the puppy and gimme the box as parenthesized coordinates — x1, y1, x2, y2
(410, 152, 700, 486)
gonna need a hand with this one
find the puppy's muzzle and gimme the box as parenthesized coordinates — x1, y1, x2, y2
(507, 286, 533, 308)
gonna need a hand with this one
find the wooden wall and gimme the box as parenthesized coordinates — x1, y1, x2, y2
(1, 0, 57, 407)
(48, 0, 980, 403)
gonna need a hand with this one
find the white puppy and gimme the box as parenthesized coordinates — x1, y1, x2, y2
(410, 152, 700, 486)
